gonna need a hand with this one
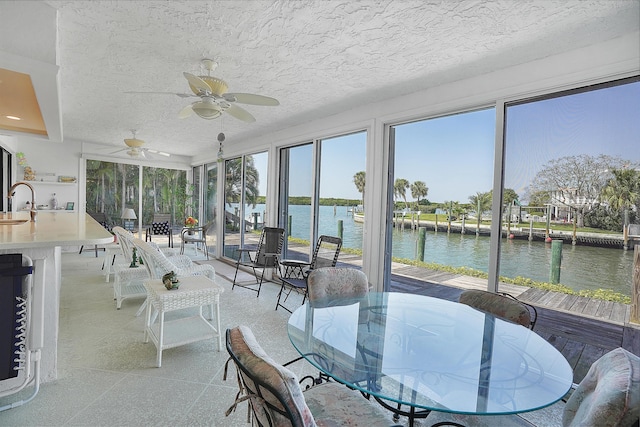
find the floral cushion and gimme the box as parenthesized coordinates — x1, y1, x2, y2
(563, 347, 640, 427)
(303, 382, 394, 427)
(459, 289, 531, 328)
(151, 221, 170, 235)
(227, 326, 316, 427)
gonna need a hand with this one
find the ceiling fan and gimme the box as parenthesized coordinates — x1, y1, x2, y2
(127, 59, 279, 123)
(110, 131, 170, 159)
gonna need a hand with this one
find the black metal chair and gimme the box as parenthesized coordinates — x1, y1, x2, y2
(275, 235, 342, 312)
(145, 213, 173, 248)
(232, 227, 285, 297)
(224, 326, 400, 427)
(458, 289, 538, 329)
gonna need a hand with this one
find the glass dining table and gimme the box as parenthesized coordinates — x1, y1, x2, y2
(287, 292, 573, 424)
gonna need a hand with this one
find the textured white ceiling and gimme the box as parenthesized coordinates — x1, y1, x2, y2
(38, 0, 640, 157)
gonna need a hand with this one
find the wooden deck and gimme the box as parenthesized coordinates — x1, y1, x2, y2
(381, 262, 640, 383)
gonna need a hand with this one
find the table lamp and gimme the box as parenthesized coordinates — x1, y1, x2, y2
(121, 208, 137, 231)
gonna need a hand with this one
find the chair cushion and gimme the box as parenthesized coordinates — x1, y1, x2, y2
(459, 289, 531, 328)
(151, 221, 170, 235)
(303, 382, 393, 427)
(228, 326, 315, 427)
(563, 347, 640, 427)
(307, 268, 369, 307)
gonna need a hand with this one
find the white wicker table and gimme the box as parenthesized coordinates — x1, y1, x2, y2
(143, 275, 223, 367)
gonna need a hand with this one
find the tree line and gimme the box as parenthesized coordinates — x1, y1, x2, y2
(353, 153, 640, 232)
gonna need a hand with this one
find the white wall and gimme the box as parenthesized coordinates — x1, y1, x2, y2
(4, 137, 82, 210)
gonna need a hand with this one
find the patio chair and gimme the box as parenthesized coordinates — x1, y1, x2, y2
(425, 347, 640, 427)
(132, 238, 215, 281)
(145, 213, 173, 248)
(224, 325, 399, 427)
(458, 289, 538, 329)
(232, 227, 285, 297)
(111, 227, 184, 313)
(180, 221, 212, 259)
(275, 235, 342, 312)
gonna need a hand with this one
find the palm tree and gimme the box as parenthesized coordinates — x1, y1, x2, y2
(353, 171, 365, 210)
(410, 181, 428, 208)
(394, 178, 410, 209)
(469, 191, 492, 232)
(601, 168, 640, 230)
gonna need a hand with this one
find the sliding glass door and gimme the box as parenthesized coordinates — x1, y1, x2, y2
(222, 151, 269, 260)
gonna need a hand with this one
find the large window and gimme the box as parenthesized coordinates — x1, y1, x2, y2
(86, 160, 140, 228)
(86, 159, 188, 234)
(502, 77, 640, 300)
(389, 109, 496, 280)
(278, 132, 366, 262)
(141, 166, 189, 227)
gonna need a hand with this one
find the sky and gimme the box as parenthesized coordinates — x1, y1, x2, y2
(254, 79, 639, 204)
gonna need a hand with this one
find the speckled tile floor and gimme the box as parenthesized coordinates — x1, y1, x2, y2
(0, 248, 562, 427)
(0, 249, 310, 426)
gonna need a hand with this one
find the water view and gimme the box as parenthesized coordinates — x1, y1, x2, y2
(239, 204, 634, 297)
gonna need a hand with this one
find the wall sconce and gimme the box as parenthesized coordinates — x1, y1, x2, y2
(121, 208, 137, 231)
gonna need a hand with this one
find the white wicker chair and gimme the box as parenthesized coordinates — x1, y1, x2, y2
(111, 227, 192, 314)
(132, 238, 217, 318)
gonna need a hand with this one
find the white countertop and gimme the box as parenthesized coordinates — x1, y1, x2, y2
(0, 211, 113, 249)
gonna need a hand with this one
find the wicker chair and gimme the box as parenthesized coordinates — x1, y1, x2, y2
(224, 325, 400, 427)
(232, 227, 285, 297)
(275, 235, 342, 312)
(111, 227, 186, 313)
(132, 238, 215, 281)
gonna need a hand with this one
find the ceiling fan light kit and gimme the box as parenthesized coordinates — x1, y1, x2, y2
(191, 99, 223, 119)
(178, 58, 279, 123)
(110, 130, 170, 159)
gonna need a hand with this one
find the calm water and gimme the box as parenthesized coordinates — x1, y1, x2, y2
(237, 204, 634, 296)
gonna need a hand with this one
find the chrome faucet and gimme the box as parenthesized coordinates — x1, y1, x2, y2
(8, 181, 37, 222)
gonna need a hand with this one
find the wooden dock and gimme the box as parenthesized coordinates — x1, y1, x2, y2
(336, 253, 640, 383)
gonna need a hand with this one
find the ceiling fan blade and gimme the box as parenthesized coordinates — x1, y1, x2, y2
(225, 93, 280, 106)
(178, 104, 194, 119)
(109, 148, 127, 154)
(124, 91, 194, 98)
(225, 104, 256, 123)
(183, 72, 211, 94)
(148, 149, 171, 157)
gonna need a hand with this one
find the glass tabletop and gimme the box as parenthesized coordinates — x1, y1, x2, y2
(287, 292, 573, 415)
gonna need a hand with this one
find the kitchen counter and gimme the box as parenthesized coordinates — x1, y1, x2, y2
(0, 212, 113, 384)
(0, 211, 113, 249)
